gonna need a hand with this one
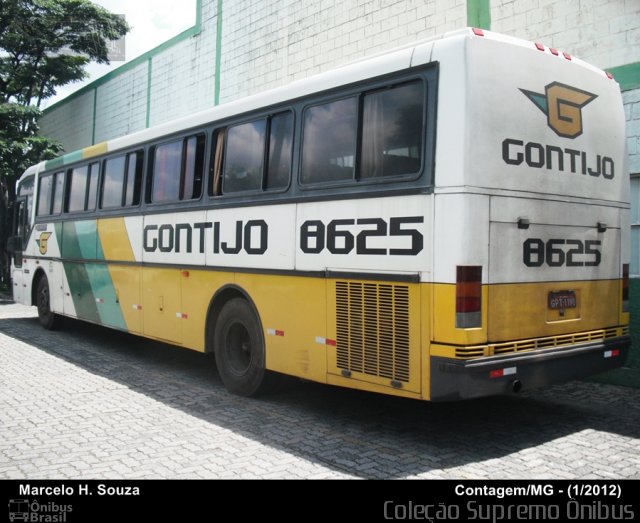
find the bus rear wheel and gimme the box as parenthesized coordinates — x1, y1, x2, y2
(213, 297, 278, 396)
(36, 274, 61, 330)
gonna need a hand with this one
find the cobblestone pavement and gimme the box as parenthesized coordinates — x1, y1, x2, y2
(1, 298, 639, 479)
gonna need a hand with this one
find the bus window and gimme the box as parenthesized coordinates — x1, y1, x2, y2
(124, 151, 143, 206)
(51, 171, 64, 214)
(66, 165, 88, 212)
(361, 81, 424, 179)
(152, 141, 182, 203)
(266, 112, 293, 190)
(224, 120, 266, 193)
(182, 134, 205, 200)
(209, 130, 225, 197)
(301, 97, 357, 184)
(86, 162, 99, 211)
(150, 136, 203, 203)
(101, 155, 126, 208)
(18, 175, 34, 221)
(36, 174, 53, 216)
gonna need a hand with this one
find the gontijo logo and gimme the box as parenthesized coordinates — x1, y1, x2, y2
(501, 82, 614, 180)
(35, 232, 52, 255)
(520, 82, 597, 139)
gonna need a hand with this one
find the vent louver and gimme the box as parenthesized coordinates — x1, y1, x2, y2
(336, 281, 410, 383)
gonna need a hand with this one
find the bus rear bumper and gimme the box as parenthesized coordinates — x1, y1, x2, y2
(430, 336, 630, 401)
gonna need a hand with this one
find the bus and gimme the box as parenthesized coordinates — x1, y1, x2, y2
(7, 28, 630, 401)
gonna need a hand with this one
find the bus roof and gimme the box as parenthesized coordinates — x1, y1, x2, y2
(18, 27, 615, 186)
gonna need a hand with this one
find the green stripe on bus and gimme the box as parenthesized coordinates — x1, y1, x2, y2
(84, 264, 127, 330)
(44, 150, 83, 171)
(63, 262, 101, 323)
(62, 221, 99, 260)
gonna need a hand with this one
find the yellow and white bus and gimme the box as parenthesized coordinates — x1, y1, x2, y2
(8, 28, 630, 400)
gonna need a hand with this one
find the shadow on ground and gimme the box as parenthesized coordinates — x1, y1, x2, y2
(1, 306, 638, 478)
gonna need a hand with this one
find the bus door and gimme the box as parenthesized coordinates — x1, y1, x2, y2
(9, 196, 29, 302)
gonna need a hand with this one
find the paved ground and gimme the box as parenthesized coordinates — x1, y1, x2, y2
(1, 297, 639, 479)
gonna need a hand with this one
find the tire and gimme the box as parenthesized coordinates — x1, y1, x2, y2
(36, 274, 61, 330)
(213, 297, 278, 396)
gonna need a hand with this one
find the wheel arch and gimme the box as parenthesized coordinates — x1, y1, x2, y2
(204, 284, 263, 354)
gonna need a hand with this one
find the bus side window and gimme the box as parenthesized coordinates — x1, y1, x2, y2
(224, 120, 266, 193)
(209, 129, 225, 197)
(36, 174, 54, 216)
(51, 171, 64, 214)
(124, 151, 143, 206)
(182, 134, 205, 200)
(152, 141, 182, 203)
(101, 155, 126, 208)
(301, 97, 357, 184)
(86, 162, 99, 211)
(150, 136, 204, 203)
(361, 80, 424, 179)
(266, 112, 292, 190)
(66, 165, 88, 213)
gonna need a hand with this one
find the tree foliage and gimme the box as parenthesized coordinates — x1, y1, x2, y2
(0, 0, 128, 187)
(1, 0, 128, 107)
(0, 0, 128, 284)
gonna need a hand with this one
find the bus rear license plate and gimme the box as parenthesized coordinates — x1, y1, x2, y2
(548, 291, 576, 310)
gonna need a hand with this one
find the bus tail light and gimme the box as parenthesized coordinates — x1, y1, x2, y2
(456, 266, 482, 328)
(622, 264, 629, 313)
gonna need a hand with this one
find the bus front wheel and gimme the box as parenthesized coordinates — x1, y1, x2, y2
(36, 274, 62, 330)
(214, 297, 277, 396)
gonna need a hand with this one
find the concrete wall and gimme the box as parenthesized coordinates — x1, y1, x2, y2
(218, 0, 466, 104)
(491, 0, 639, 69)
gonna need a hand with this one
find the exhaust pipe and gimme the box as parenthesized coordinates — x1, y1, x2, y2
(511, 379, 522, 394)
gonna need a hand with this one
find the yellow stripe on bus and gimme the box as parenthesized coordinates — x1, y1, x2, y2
(97, 218, 140, 334)
(82, 142, 109, 160)
(98, 218, 135, 261)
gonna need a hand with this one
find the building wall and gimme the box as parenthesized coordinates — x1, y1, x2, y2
(218, 0, 466, 104)
(491, 0, 639, 69)
(94, 61, 148, 143)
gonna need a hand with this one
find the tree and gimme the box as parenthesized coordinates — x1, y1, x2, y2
(0, 0, 128, 285)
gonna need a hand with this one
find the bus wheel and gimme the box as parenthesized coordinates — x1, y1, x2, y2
(36, 274, 61, 330)
(214, 297, 275, 396)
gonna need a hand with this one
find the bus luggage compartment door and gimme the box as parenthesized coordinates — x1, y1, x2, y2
(487, 197, 621, 342)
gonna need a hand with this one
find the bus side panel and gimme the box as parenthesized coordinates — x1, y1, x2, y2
(98, 217, 142, 334)
(432, 193, 490, 346)
(236, 273, 328, 383)
(180, 269, 232, 352)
